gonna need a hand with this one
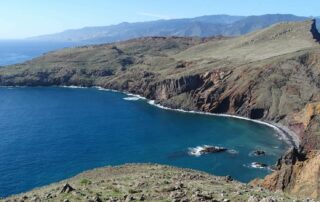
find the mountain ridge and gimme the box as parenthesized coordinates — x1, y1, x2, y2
(28, 14, 313, 43)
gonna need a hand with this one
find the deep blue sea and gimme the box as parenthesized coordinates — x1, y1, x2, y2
(0, 40, 79, 66)
(0, 42, 287, 198)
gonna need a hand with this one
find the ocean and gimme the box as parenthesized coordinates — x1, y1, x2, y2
(0, 40, 79, 66)
(0, 42, 287, 197)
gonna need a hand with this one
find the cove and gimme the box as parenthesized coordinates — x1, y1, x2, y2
(0, 87, 287, 197)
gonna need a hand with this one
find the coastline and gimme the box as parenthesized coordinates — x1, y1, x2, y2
(2, 84, 300, 148)
(0, 85, 302, 199)
(93, 86, 300, 149)
(146, 100, 300, 148)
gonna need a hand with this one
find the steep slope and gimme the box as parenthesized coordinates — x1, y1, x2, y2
(176, 20, 320, 61)
(29, 14, 309, 43)
(1, 20, 320, 199)
(252, 149, 320, 199)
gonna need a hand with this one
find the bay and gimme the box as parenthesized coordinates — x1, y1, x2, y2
(0, 87, 287, 197)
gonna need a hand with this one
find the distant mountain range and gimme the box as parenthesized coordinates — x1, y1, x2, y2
(29, 14, 317, 43)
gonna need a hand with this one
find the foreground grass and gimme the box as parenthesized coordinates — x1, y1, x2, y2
(2, 164, 299, 202)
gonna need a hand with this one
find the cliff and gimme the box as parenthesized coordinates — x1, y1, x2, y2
(1, 20, 320, 199)
(252, 149, 320, 199)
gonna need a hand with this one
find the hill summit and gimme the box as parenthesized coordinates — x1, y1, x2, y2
(177, 20, 320, 61)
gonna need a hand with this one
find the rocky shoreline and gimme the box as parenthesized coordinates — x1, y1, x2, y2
(7, 84, 300, 149)
(58, 84, 301, 150)
(80, 85, 302, 149)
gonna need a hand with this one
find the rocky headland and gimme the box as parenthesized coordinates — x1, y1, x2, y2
(1, 20, 320, 200)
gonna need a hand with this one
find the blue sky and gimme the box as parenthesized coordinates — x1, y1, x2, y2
(0, 0, 319, 39)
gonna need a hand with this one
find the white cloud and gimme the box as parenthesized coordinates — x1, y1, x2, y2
(137, 12, 171, 20)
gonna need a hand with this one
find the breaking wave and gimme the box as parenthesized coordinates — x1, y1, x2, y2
(123, 97, 140, 101)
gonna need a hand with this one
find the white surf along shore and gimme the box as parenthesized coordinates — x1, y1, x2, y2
(61, 85, 300, 148)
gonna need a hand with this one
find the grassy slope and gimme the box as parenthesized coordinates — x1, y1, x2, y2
(176, 21, 320, 61)
(2, 164, 298, 202)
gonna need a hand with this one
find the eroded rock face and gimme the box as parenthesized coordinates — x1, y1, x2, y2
(301, 102, 320, 128)
(151, 74, 204, 100)
(252, 149, 320, 199)
(290, 102, 320, 150)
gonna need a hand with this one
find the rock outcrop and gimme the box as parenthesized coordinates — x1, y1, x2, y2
(290, 102, 320, 150)
(252, 149, 320, 199)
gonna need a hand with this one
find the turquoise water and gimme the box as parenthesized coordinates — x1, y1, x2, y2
(0, 87, 287, 197)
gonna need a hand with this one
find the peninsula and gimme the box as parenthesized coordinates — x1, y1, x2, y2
(1, 20, 320, 201)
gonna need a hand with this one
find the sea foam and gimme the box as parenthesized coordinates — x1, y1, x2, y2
(123, 97, 140, 101)
(61, 85, 88, 89)
(188, 145, 238, 157)
(188, 145, 209, 157)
